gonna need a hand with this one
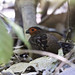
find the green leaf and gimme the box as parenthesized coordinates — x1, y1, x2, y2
(0, 17, 13, 64)
(0, 13, 31, 49)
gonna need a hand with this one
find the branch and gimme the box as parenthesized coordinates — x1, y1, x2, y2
(39, 0, 67, 25)
(14, 47, 75, 68)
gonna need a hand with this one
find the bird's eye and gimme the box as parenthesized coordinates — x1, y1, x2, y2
(31, 29, 34, 31)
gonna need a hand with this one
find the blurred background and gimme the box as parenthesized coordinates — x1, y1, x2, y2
(0, 0, 75, 41)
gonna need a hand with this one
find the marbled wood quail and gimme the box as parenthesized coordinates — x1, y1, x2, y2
(26, 26, 61, 54)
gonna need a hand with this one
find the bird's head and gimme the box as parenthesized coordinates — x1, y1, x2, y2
(26, 27, 42, 35)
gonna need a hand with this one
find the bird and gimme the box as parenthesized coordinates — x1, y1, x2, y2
(26, 26, 63, 54)
(26, 26, 74, 59)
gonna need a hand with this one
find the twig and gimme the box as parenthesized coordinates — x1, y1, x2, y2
(14, 54, 20, 62)
(16, 39, 22, 47)
(14, 47, 75, 68)
(13, 45, 24, 49)
(53, 46, 74, 74)
(38, 0, 67, 25)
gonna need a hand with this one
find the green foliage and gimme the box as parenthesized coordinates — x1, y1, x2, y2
(0, 17, 13, 64)
(0, 14, 31, 49)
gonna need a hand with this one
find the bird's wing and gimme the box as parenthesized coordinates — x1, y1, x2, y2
(35, 34, 48, 50)
(29, 34, 48, 50)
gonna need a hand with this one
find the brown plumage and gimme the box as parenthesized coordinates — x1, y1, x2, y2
(26, 26, 62, 54)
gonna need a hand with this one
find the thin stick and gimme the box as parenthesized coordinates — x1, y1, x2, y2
(39, 0, 67, 25)
(54, 47, 74, 75)
(14, 47, 75, 68)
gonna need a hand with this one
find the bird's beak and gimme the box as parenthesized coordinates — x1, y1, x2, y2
(26, 30, 30, 34)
